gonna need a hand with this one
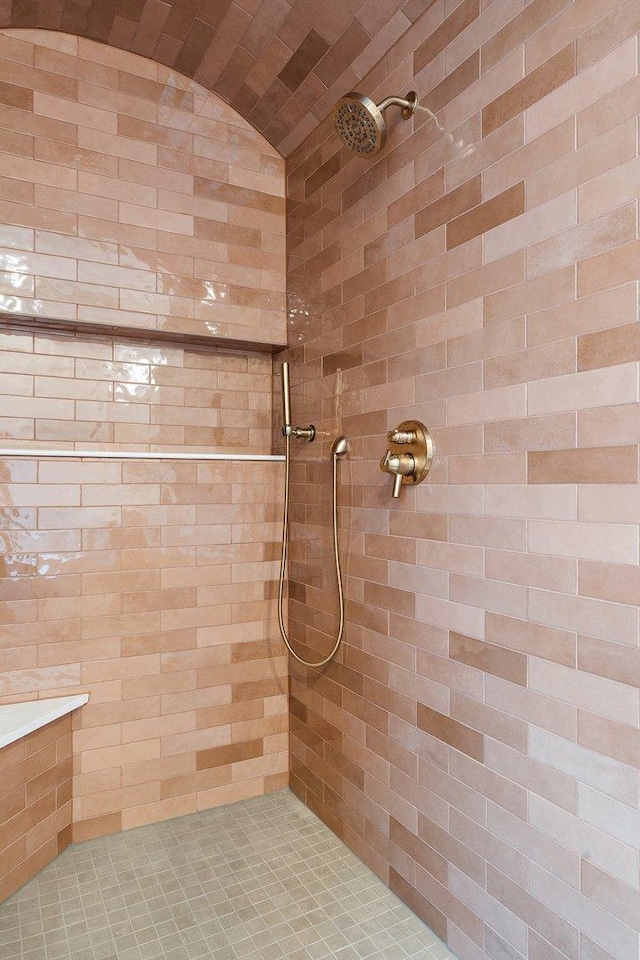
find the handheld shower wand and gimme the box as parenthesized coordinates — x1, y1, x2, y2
(280, 361, 314, 441)
(277, 361, 347, 668)
(281, 361, 292, 437)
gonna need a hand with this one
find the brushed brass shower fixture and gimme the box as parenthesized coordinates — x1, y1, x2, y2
(380, 421, 433, 498)
(278, 362, 347, 669)
(334, 91, 419, 156)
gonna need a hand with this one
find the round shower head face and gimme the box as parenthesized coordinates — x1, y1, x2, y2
(334, 92, 386, 157)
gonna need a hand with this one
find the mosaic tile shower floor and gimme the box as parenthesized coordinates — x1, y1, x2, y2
(0, 790, 457, 960)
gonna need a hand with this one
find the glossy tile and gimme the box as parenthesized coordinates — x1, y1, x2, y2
(1, 1, 639, 956)
(285, 1, 640, 956)
(0, 29, 286, 347)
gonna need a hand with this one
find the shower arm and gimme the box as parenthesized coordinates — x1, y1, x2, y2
(376, 92, 418, 117)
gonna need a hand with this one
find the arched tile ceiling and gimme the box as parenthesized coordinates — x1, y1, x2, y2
(1, 0, 426, 154)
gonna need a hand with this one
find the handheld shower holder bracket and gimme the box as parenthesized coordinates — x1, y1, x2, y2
(294, 425, 315, 441)
(283, 424, 315, 441)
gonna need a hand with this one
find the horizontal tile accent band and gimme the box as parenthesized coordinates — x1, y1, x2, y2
(0, 449, 286, 462)
(0, 317, 287, 356)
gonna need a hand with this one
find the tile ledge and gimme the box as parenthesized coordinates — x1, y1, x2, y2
(0, 314, 288, 355)
(0, 449, 285, 461)
(0, 694, 90, 750)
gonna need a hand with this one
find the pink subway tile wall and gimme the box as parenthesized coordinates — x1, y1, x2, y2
(0, 326, 288, 855)
(0, 1, 422, 156)
(285, 1, 640, 958)
(0, 715, 73, 903)
(0, 325, 275, 456)
(0, 27, 291, 905)
(0, 28, 286, 348)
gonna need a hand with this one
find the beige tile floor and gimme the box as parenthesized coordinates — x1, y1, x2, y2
(0, 790, 457, 960)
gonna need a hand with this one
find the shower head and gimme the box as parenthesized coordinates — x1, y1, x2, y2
(334, 91, 418, 157)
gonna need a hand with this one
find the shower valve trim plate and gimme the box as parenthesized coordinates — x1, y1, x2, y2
(380, 420, 433, 498)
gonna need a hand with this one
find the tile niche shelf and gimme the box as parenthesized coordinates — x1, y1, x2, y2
(0, 313, 288, 355)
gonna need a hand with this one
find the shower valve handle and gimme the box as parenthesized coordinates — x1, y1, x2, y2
(387, 428, 415, 445)
(380, 451, 416, 499)
(380, 451, 416, 475)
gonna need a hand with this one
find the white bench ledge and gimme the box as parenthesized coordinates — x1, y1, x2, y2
(0, 694, 89, 750)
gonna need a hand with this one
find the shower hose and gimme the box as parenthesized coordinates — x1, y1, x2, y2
(277, 432, 345, 668)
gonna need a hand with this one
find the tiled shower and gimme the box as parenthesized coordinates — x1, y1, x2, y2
(0, 3, 639, 960)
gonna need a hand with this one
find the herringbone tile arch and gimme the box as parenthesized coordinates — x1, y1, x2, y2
(1, 0, 425, 154)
